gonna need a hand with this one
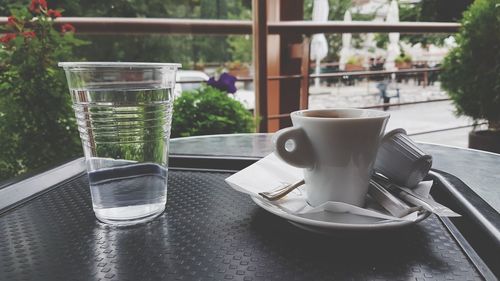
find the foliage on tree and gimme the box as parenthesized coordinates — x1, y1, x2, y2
(440, 0, 500, 130)
(0, 2, 87, 180)
(227, 6, 252, 64)
(2, 0, 252, 67)
(399, 0, 473, 46)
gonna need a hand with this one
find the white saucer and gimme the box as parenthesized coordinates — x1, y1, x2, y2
(251, 195, 430, 234)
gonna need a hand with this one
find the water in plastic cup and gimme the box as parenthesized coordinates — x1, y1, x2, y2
(59, 62, 180, 225)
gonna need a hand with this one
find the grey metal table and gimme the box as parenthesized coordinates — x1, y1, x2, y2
(0, 133, 498, 281)
(170, 133, 500, 214)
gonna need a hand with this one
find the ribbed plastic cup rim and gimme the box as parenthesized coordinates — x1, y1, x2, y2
(58, 62, 182, 69)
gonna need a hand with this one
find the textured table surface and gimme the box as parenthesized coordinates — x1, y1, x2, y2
(171, 134, 500, 213)
(0, 170, 483, 281)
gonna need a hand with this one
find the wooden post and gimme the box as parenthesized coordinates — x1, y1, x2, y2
(266, 0, 281, 131)
(252, 0, 268, 132)
(299, 37, 311, 110)
(253, 0, 305, 132)
(288, 37, 311, 110)
(277, 0, 305, 129)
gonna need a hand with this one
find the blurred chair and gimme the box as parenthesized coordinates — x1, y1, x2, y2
(377, 79, 400, 111)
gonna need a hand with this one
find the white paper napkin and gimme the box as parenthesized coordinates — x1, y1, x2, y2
(225, 153, 425, 222)
(225, 153, 302, 196)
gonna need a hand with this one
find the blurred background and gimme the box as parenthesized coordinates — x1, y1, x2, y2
(2, 0, 498, 181)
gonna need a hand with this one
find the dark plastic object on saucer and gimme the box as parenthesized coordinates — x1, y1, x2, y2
(374, 128, 433, 188)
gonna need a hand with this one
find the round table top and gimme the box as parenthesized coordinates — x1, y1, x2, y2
(171, 133, 500, 213)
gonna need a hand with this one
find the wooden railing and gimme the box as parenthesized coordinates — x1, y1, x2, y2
(0, 17, 252, 34)
(0, 17, 460, 35)
(178, 67, 440, 83)
(268, 21, 459, 34)
(0, 15, 460, 133)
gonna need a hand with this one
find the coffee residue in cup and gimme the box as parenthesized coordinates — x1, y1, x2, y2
(302, 111, 341, 118)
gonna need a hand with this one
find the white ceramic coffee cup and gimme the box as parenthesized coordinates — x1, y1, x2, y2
(273, 109, 390, 207)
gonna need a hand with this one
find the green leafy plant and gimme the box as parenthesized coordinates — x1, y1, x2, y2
(0, 0, 88, 180)
(374, 33, 388, 49)
(346, 56, 363, 65)
(440, 0, 500, 130)
(227, 35, 252, 64)
(171, 85, 254, 138)
(395, 53, 412, 64)
(225, 60, 250, 70)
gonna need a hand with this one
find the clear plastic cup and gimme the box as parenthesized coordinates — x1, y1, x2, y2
(59, 62, 181, 225)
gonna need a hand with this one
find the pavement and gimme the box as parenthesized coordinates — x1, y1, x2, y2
(308, 80, 479, 148)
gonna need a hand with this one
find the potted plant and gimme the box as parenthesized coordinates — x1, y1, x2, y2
(193, 60, 205, 71)
(440, 0, 500, 153)
(226, 60, 250, 78)
(345, 56, 365, 72)
(395, 53, 412, 69)
(171, 73, 254, 138)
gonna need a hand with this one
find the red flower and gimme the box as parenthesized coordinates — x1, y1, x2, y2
(7, 16, 17, 26)
(61, 23, 76, 33)
(47, 9, 62, 18)
(29, 0, 47, 13)
(22, 31, 36, 39)
(0, 33, 17, 44)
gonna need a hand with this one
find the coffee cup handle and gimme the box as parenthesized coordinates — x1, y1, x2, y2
(273, 127, 314, 168)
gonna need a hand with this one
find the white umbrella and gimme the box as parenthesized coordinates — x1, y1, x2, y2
(310, 0, 329, 88)
(426, 44, 449, 67)
(444, 36, 457, 48)
(410, 42, 423, 62)
(384, 0, 400, 71)
(339, 10, 352, 71)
